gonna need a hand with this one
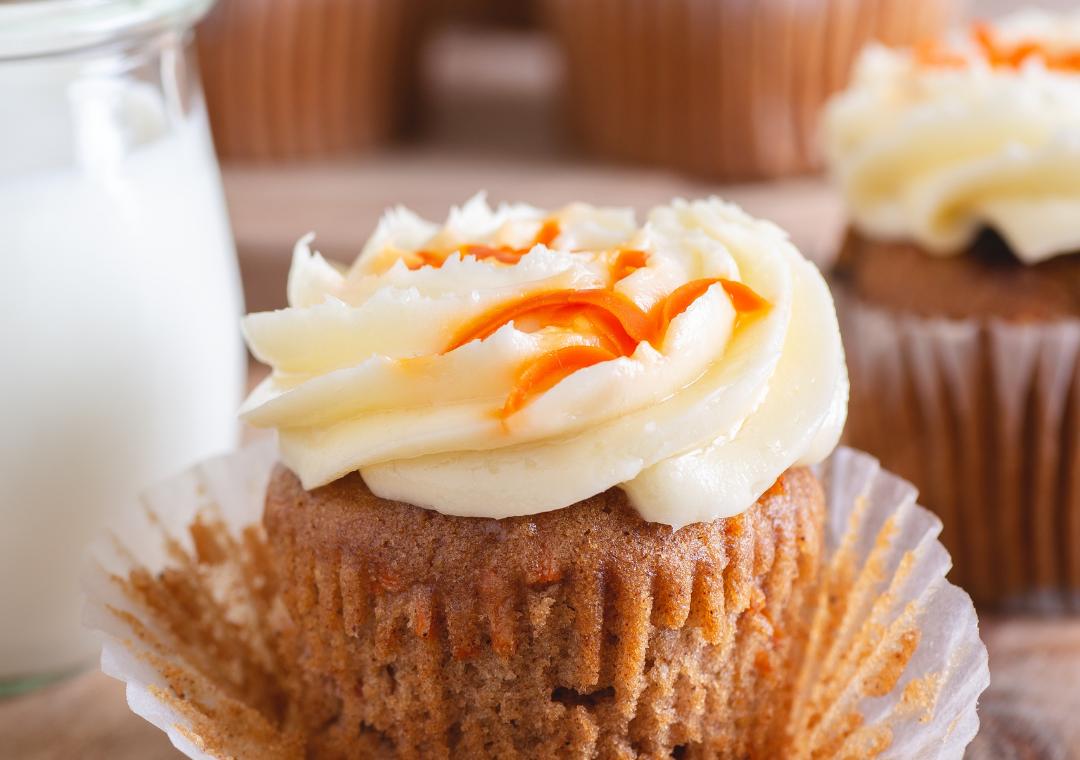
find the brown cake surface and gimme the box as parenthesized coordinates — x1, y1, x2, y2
(835, 228, 1080, 321)
(264, 465, 825, 760)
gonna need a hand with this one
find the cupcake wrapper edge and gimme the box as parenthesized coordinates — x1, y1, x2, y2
(81, 441, 988, 760)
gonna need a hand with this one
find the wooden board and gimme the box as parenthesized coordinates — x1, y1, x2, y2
(970, 616, 1080, 759)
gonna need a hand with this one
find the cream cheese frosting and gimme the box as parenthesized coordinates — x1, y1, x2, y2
(824, 10, 1080, 264)
(241, 194, 847, 528)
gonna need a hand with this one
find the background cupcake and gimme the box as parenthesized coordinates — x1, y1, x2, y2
(826, 11, 1080, 607)
(195, 0, 423, 160)
(541, 0, 963, 181)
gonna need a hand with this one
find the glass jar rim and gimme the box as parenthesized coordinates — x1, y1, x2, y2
(0, 0, 215, 60)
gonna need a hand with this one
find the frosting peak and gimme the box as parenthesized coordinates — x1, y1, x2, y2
(241, 194, 847, 527)
(824, 11, 1080, 264)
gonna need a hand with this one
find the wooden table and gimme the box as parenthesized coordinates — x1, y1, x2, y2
(3, 159, 1078, 759)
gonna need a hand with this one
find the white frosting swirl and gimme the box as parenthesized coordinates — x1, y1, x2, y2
(241, 194, 847, 528)
(824, 11, 1080, 263)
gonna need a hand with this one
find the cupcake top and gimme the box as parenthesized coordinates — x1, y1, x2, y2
(241, 195, 847, 528)
(824, 10, 1080, 264)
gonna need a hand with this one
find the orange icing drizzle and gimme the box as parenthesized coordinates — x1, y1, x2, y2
(407, 219, 563, 271)
(973, 22, 1080, 70)
(408, 244, 529, 270)
(446, 277, 769, 417)
(398, 230, 770, 415)
(611, 249, 648, 282)
(502, 345, 617, 416)
(913, 38, 969, 69)
(448, 288, 655, 357)
(535, 219, 561, 247)
(916, 22, 1080, 71)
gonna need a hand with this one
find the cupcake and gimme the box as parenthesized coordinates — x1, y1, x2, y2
(82, 197, 990, 760)
(235, 195, 847, 757)
(541, 0, 962, 181)
(195, 0, 422, 161)
(825, 11, 1080, 607)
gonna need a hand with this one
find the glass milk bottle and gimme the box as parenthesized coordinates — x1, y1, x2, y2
(0, 0, 244, 692)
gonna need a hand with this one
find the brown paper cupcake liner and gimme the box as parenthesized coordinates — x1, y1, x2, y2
(541, 0, 961, 182)
(195, 0, 422, 161)
(839, 290, 1080, 610)
(81, 442, 987, 759)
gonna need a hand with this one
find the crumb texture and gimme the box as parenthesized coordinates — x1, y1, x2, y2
(264, 467, 825, 760)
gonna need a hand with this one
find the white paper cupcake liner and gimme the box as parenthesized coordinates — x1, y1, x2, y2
(81, 442, 988, 760)
(840, 291, 1080, 611)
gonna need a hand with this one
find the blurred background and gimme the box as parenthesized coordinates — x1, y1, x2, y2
(211, 0, 1068, 317)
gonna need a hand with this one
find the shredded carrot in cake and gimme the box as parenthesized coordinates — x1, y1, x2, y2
(763, 474, 786, 499)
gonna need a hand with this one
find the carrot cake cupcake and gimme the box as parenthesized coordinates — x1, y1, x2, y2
(239, 195, 849, 758)
(196, 0, 423, 160)
(825, 11, 1080, 606)
(541, 0, 961, 180)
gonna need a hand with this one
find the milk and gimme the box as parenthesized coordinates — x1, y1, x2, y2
(0, 43, 244, 680)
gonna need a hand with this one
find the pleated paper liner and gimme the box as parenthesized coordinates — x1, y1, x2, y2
(839, 291, 1080, 611)
(195, 0, 423, 161)
(541, 0, 961, 182)
(81, 441, 986, 759)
